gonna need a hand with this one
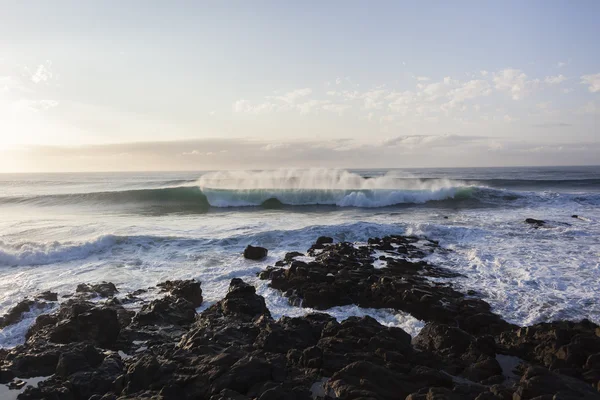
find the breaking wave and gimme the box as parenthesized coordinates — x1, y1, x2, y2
(3, 168, 596, 210)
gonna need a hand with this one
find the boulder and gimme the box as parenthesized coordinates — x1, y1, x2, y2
(243, 245, 268, 260)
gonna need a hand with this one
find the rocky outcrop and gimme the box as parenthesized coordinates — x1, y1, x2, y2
(260, 236, 513, 336)
(1, 236, 599, 400)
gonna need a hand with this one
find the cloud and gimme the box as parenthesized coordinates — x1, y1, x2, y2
(581, 73, 600, 93)
(446, 80, 491, 107)
(233, 99, 276, 114)
(322, 103, 352, 115)
(416, 76, 431, 82)
(493, 68, 532, 100)
(271, 88, 312, 104)
(31, 61, 54, 84)
(12, 99, 59, 112)
(296, 99, 329, 114)
(13, 135, 600, 172)
(544, 75, 566, 85)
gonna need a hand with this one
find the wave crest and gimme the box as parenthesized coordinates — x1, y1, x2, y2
(0, 235, 119, 267)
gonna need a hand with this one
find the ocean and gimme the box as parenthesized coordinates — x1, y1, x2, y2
(1, 166, 599, 348)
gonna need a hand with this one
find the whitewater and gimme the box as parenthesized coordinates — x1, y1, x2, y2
(1, 166, 599, 348)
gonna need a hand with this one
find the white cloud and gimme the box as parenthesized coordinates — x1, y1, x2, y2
(233, 99, 276, 114)
(557, 61, 567, 68)
(296, 99, 329, 114)
(544, 74, 566, 85)
(581, 73, 600, 93)
(446, 80, 491, 107)
(31, 61, 53, 84)
(322, 103, 352, 115)
(493, 68, 531, 100)
(416, 76, 431, 82)
(262, 143, 291, 151)
(272, 88, 312, 104)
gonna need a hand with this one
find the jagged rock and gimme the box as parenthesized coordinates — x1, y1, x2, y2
(36, 291, 59, 302)
(262, 238, 512, 336)
(243, 245, 268, 260)
(157, 279, 203, 307)
(499, 319, 600, 384)
(76, 282, 119, 298)
(0, 299, 49, 328)
(26, 299, 120, 347)
(132, 296, 196, 327)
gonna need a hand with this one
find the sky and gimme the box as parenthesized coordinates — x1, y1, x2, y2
(0, 0, 599, 172)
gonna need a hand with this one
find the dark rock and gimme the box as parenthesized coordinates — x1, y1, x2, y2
(263, 237, 513, 336)
(0, 299, 48, 328)
(243, 245, 268, 260)
(132, 296, 196, 327)
(157, 279, 203, 307)
(315, 236, 334, 245)
(499, 319, 600, 383)
(76, 282, 118, 298)
(525, 218, 546, 225)
(36, 291, 59, 302)
(25, 299, 120, 347)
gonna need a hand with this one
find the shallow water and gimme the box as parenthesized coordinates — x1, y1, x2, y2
(1, 166, 599, 347)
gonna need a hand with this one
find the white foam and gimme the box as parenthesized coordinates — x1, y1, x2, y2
(0, 235, 118, 267)
(198, 168, 467, 207)
(257, 284, 424, 337)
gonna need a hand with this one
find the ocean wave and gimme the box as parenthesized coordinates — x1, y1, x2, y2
(0, 235, 121, 267)
(3, 168, 597, 210)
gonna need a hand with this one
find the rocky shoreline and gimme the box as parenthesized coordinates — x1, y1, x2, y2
(0, 235, 599, 399)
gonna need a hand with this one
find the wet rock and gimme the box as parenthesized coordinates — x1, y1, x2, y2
(263, 238, 512, 336)
(326, 361, 415, 400)
(0, 299, 48, 328)
(243, 245, 268, 260)
(499, 319, 600, 384)
(132, 296, 196, 327)
(76, 282, 119, 298)
(36, 291, 58, 302)
(55, 344, 105, 377)
(26, 299, 120, 347)
(512, 366, 600, 399)
(16, 375, 73, 400)
(315, 236, 333, 245)
(525, 218, 546, 226)
(157, 279, 203, 307)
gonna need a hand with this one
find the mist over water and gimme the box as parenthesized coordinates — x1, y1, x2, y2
(1, 166, 600, 347)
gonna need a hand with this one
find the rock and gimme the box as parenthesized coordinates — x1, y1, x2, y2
(157, 279, 203, 307)
(262, 237, 512, 336)
(25, 299, 120, 347)
(76, 282, 119, 298)
(243, 245, 268, 260)
(36, 291, 59, 302)
(219, 278, 270, 320)
(499, 319, 600, 383)
(0, 299, 48, 328)
(55, 343, 104, 377)
(315, 236, 334, 245)
(132, 296, 196, 327)
(525, 218, 546, 226)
